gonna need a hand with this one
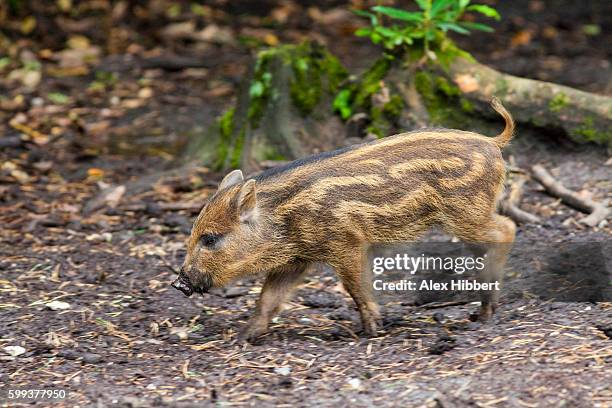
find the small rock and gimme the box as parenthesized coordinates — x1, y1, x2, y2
(82, 353, 103, 364)
(4, 346, 26, 357)
(46, 300, 71, 311)
(432, 312, 445, 323)
(85, 232, 113, 242)
(347, 378, 363, 390)
(169, 327, 190, 340)
(274, 366, 292, 376)
(298, 318, 314, 325)
(466, 322, 481, 331)
(57, 349, 79, 360)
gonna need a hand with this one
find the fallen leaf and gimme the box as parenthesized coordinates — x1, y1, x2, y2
(10, 169, 31, 184)
(67, 35, 91, 50)
(170, 327, 190, 340)
(57, 0, 72, 12)
(194, 24, 235, 44)
(8, 68, 41, 89)
(264, 33, 279, 46)
(138, 87, 153, 99)
(87, 168, 105, 178)
(46, 300, 71, 311)
(4, 346, 26, 357)
(85, 232, 113, 242)
(161, 21, 196, 40)
(454, 74, 479, 93)
(511, 30, 532, 47)
(21, 16, 37, 35)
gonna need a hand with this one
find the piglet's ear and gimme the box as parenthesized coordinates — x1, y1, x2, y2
(237, 179, 257, 223)
(218, 169, 244, 190)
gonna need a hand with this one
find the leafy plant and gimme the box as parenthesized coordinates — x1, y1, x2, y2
(89, 71, 118, 91)
(354, 0, 500, 59)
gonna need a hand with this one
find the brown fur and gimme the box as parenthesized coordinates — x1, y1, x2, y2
(177, 97, 516, 341)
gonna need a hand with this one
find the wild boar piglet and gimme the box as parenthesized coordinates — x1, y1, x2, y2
(173, 97, 516, 342)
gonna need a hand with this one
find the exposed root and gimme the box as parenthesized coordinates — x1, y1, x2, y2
(531, 164, 610, 227)
(500, 174, 541, 224)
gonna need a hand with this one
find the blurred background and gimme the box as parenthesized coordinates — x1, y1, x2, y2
(1, 0, 610, 164)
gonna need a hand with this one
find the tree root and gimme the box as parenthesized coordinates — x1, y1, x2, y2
(500, 174, 541, 224)
(448, 58, 612, 144)
(531, 164, 610, 227)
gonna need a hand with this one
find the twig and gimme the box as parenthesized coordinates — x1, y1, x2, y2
(531, 164, 609, 227)
(500, 174, 541, 224)
(423, 300, 470, 309)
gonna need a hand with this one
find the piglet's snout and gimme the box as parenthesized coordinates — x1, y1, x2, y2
(171, 275, 194, 297)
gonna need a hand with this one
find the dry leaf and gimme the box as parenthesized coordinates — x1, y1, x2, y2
(87, 168, 105, 178)
(511, 30, 532, 47)
(454, 74, 479, 93)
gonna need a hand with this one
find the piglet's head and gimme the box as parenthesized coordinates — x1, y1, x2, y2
(173, 169, 267, 296)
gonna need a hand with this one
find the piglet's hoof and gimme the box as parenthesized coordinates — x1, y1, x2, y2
(476, 304, 496, 322)
(238, 323, 268, 344)
(362, 319, 380, 337)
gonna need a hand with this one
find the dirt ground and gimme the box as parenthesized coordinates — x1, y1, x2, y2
(1, 1, 611, 407)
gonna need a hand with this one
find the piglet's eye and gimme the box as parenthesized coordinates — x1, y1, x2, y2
(200, 233, 220, 248)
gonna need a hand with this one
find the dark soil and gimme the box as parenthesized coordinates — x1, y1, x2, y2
(1, 1, 611, 407)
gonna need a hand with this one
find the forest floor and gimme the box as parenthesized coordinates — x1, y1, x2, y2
(1, 0, 611, 407)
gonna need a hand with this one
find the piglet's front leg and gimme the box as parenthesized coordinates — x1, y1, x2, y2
(238, 263, 309, 343)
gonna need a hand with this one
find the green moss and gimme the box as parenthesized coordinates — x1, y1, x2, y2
(230, 128, 246, 168)
(572, 116, 610, 144)
(219, 107, 234, 137)
(435, 36, 475, 69)
(531, 114, 547, 128)
(213, 42, 349, 170)
(215, 108, 246, 169)
(495, 77, 509, 97)
(215, 107, 235, 170)
(460, 98, 474, 113)
(414, 70, 472, 128)
(247, 42, 348, 123)
(290, 42, 348, 115)
(549, 93, 570, 113)
(435, 76, 460, 98)
(332, 56, 395, 135)
(383, 95, 404, 117)
(247, 54, 274, 128)
(262, 149, 287, 161)
(368, 106, 387, 138)
(353, 57, 392, 108)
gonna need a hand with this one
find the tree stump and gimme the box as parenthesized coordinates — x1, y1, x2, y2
(185, 41, 348, 173)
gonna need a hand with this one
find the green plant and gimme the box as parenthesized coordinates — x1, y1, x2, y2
(89, 71, 118, 91)
(48, 92, 70, 104)
(354, 0, 500, 59)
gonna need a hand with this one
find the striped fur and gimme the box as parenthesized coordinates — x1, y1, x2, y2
(179, 98, 517, 341)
